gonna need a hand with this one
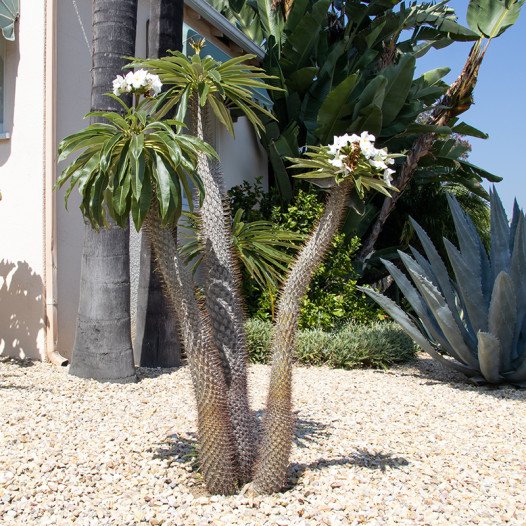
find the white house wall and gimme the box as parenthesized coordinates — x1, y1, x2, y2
(0, 3, 47, 360)
(0, 1, 268, 362)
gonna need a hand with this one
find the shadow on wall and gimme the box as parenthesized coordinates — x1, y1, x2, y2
(0, 260, 44, 360)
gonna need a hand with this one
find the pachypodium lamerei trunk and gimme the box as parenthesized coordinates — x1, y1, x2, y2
(143, 210, 238, 495)
(252, 180, 353, 494)
(190, 99, 256, 482)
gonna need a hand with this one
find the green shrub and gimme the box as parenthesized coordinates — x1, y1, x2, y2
(228, 181, 382, 328)
(245, 319, 416, 370)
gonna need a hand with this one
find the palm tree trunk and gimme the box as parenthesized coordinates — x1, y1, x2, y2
(143, 209, 238, 495)
(69, 0, 137, 383)
(191, 100, 256, 483)
(136, 0, 184, 368)
(252, 179, 353, 494)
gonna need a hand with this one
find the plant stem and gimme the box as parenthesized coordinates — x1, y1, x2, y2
(143, 209, 239, 495)
(190, 98, 256, 483)
(252, 179, 353, 494)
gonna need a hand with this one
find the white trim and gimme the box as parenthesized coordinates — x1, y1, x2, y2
(0, 132, 10, 140)
(184, 0, 265, 61)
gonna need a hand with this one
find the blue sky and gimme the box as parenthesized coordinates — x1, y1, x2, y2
(414, 0, 525, 215)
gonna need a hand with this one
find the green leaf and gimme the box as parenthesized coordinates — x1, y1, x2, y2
(316, 74, 359, 144)
(352, 76, 387, 122)
(381, 54, 416, 126)
(452, 121, 489, 139)
(467, 0, 525, 38)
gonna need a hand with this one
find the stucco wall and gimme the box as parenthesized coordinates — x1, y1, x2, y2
(0, 2, 268, 362)
(0, 4, 46, 360)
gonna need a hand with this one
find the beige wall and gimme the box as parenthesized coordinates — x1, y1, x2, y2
(0, 1, 268, 362)
(0, 4, 46, 360)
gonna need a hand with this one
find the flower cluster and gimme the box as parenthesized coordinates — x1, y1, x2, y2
(112, 69, 163, 97)
(327, 132, 395, 186)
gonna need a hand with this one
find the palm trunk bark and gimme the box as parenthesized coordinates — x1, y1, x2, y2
(252, 179, 353, 494)
(143, 210, 238, 495)
(136, 0, 184, 368)
(69, 0, 137, 383)
(191, 100, 256, 483)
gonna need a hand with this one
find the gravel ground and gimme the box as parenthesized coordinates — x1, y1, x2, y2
(0, 355, 524, 526)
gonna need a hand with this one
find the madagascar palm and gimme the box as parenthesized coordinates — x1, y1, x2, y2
(250, 135, 397, 493)
(133, 47, 278, 481)
(68, 0, 138, 383)
(58, 85, 240, 494)
(180, 208, 304, 292)
(137, 0, 185, 367)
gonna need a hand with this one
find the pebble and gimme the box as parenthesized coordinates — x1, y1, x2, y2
(0, 355, 524, 525)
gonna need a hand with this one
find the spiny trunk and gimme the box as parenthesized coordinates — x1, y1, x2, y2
(358, 43, 485, 261)
(136, 0, 184, 367)
(143, 209, 238, 495)
(191, 100, 256, 483)
(69, 0, 138, 383)
(252, 180, 353, 494)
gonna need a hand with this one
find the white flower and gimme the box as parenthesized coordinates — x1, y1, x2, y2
(370, 158, 387, 171)
(113, 75, 128, 96)
(147, 74, 163, 95)
(329, 156, 344, 169)
(360, 131, 376, 143)
(383, 168, 395, 185)
(129, 69, 150, 89)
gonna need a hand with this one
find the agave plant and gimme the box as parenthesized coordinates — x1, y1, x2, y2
(360, 189, 526, 386)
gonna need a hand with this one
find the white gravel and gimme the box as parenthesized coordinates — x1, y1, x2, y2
(0, 355, 524, 526)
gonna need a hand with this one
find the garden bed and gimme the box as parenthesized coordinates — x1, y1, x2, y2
(0, 356, 524, 525)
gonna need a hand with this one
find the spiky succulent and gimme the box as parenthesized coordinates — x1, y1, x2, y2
(360, 189, 526, 386)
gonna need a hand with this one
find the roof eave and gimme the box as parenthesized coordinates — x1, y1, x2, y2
(184, 0, 265, 61)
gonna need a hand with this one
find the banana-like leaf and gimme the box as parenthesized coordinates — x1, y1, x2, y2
(488, 271, 517, 372)
(381, 54, 416, 126)
(316, 74, 359, 144)
(443, 238, 487, 336)
(452, 121, 489, 139)
(489, 187, 511, 281)
(477, 331, 502, 383)
(0, 0, 18, 41)
(467, 0, 525, 38)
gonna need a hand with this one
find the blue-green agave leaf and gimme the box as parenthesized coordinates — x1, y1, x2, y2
(489, 187, 511, 281)
(488, 271, 516, 372)
(359, 286, 477, 376)
(443, 238, 487, 336)
(402, 254, 479, 369)
(477, 332, 502, 384)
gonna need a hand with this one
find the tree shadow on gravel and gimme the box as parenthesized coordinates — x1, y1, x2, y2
(136, 366, 183, 381)
(384, 356, 526, 400)
(287, 449, 410, 490)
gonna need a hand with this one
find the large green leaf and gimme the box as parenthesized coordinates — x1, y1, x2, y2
(0, 0, 18, 41)
(381, 54, 416, 126)
(467, 0, 525, 38)
(316, 74, 359, 144)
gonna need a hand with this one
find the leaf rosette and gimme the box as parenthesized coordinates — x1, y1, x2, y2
(288, 132, 402, 197)
(56, 93, 215, 230)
